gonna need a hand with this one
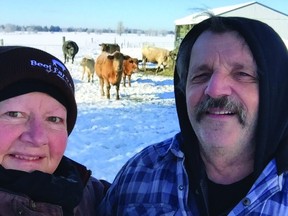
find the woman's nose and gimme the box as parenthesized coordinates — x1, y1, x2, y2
(204, 72, 232, 98)
(21, 118, 48, 146)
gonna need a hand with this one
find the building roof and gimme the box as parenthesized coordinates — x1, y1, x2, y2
(174, 1, 257, 25)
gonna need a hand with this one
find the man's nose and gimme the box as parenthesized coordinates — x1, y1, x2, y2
(204, 72, 232, 98)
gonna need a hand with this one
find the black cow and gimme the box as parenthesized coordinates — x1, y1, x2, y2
(62, 40, 79, 64)
(99, 43, 120, 54)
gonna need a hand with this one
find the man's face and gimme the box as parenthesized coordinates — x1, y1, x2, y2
(186, 30, 259, 159)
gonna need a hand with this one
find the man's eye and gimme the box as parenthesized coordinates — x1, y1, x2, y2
(6, 111, 23, 118)
(234, 71, 258, 82)
(236, 71, 250, 77)
(191, 73, 211, 83)
(48, 116, 63, 123)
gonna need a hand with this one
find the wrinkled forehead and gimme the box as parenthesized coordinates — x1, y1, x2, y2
(194, 30, 247, 47)
(190, 30, 254, 61)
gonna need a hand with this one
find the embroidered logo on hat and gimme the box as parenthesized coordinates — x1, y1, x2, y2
(30, 59, 73, 91)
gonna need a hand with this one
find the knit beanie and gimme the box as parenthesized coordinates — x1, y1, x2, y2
(0, 46, 77, 135)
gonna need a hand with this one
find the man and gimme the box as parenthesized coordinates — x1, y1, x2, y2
(99, 16, 288, 215)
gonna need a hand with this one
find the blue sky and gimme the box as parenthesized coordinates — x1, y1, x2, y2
(1, 0, 288, 30)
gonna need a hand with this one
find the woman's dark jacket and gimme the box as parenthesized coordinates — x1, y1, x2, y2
(0, 156, 110, 215)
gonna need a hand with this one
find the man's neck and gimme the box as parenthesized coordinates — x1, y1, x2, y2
(201, 152, 254, 184)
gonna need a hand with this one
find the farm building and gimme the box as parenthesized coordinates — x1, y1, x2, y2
(174, 1, 288, 48)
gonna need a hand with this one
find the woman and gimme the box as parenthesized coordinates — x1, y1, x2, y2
(0, 46, 109, 215)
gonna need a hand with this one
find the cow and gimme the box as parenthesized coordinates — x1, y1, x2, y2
(95, 51, 129, 100)
(62, 40, 79, 64)
(80, 57, 95, 82)
(141, 46, 174, 72)
(123, 57, 139, 87)
(99, 43, 120, 54)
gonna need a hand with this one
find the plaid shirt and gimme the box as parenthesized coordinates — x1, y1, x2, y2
(98, 134, 288, 215)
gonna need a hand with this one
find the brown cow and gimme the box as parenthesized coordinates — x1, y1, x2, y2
(99, 43, 120, 54)
(95, 51, 129, 100)
(80, 57, 95, 82)
(123, 57, 139, 87)
(141, 46, 173, 72)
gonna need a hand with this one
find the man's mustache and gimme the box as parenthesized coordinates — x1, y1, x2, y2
(194, 96, 247, 126)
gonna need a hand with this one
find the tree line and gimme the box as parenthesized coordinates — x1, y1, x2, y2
(0, 23, 174, 36)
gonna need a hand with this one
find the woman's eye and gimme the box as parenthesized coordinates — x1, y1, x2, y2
(48, 116, 63, 123)
(6, 111, 23, 118)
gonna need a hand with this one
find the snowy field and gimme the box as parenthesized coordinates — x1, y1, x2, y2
(0, 32, 180, 182)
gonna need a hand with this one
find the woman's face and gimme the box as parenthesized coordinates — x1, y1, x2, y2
(0, 92, 68, 174)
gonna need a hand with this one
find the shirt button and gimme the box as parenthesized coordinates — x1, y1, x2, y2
(31, 200, 37, 209)
(178, 185, 184, 190)
(242, 197, 251, 206)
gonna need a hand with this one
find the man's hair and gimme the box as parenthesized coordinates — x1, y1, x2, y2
(208, 15, 231, 32)
(176, 15, 244, 94)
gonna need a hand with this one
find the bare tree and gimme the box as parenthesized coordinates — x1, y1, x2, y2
(116, 21, 124, 36)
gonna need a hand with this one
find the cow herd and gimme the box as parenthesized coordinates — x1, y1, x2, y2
(62, 40, 176, 100)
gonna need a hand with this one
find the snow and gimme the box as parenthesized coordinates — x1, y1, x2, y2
(0, 32, 180, 182)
